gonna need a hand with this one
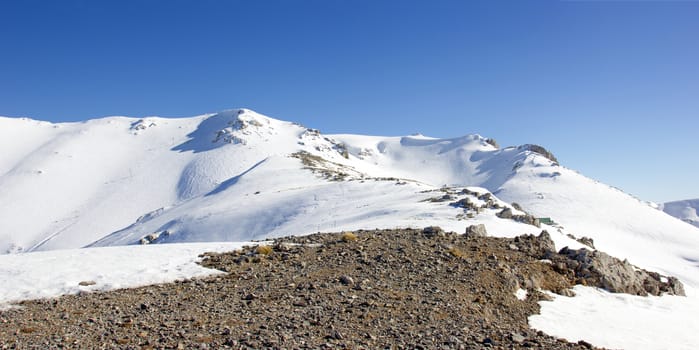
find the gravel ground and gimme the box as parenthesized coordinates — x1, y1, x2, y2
(0, 228, 600, 349)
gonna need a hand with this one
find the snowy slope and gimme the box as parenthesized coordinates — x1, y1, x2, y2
(662, 199, 699, 228)
(0, 110, 306, 252)
(2, 108, 698, 284)
(0, 241, 249, 310)
(0, 115, 199, 253)
(494, 159, 699, 288)
(0, 109, 553, 253)
(2, 108, 699, 349)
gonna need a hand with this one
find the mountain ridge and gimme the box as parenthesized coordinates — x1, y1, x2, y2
(1, 108, 698, 289)
(3, 109, 699, 349)
(662, 199, 699, 228)
(0, 109, 546, 252)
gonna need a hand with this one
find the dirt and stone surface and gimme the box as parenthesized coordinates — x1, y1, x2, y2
(3, 227, 678, 349)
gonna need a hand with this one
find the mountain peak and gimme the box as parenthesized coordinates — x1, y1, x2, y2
(662, 199, 699, 228)
(518, 144, 559, 164)
(210, 109, 278, 145)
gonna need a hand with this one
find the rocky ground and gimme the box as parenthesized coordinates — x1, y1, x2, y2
(2, 227, 670, 349)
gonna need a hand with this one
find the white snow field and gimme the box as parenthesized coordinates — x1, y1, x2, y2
(530, 285, 699, 350)
(662, 199, 699, 228)
(1, 109, 698, 348)
(0, 242, 250, 310)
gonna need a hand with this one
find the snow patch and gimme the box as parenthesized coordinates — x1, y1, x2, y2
(515, 288, 528, 301)
(0, 242, 248, 309)
(530, 285, 699, 350)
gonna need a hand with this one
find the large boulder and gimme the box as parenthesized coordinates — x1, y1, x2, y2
(512, 214, 541, 228)
(497, 208, 513, 219)
(464, 224, 488, 238)
(557, 247, 685, 296)
(422, 226, 445, 238)
(513, 231, 557, 259)
(451, 198, 479, 211)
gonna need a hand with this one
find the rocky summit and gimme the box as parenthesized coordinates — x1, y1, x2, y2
(0, 228, 683, 349)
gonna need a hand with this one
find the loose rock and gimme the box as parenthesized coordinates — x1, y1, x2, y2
(0, 229, 617, 349)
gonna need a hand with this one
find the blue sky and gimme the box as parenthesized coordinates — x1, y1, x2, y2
(1, 0, 697, 202)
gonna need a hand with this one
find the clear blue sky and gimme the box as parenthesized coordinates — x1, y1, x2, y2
(1, 0, 697, 203)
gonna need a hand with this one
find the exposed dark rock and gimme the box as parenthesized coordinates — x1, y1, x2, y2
(497, 207, 540, 227)
(465, 224, 488, 238)
(485, 138, 500, 149)
(497, 208, 514, 219)
(513, 231, 557, 260)
(520, 144, 559, 164)
(8, 229, 682, 348)
(429, 194, 456, 202)
(512, 214, 541, 228)
(0, 229, 604, 349)
(451, 197, 479, 211)
(422, 225, 445, 237)
(576, 236, 595, 249)
(511, 332, 526, 343)
(338, 275, 354, 285)
(460, 188, 480, 196)
(556, 247, 685, 296)
(478, 192, 494, 201)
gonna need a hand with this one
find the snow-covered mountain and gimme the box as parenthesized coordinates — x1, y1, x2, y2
(0, 109, 552, 253)
(662, 199, 699, 228)
(2, 109, 699, 349)
(2, 109, 698, 278)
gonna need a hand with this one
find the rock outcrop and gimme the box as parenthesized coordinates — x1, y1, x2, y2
(520, 144, 559, 164)
(512, 231, 685, 296)
(0, 228, 683, 349)
(555, 247, 685, 296)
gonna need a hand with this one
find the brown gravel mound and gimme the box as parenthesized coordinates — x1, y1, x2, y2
(0, 229, 601, 349)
